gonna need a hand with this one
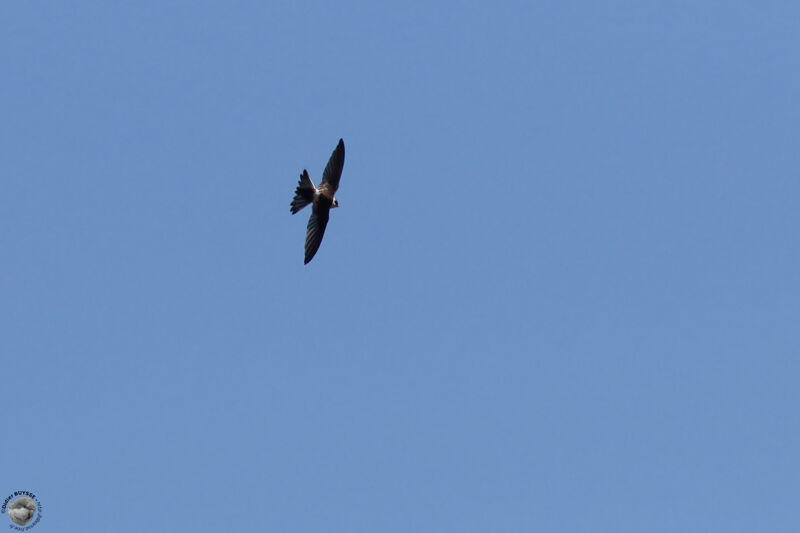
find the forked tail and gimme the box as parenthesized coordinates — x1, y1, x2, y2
(290, 170, 316, 214)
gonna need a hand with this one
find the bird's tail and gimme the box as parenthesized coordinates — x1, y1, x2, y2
(291, 170, 315, 214)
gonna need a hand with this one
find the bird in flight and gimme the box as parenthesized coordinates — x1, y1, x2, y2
(290, 138, 345, 264)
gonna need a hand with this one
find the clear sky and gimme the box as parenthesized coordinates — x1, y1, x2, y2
(2, 2, 799, 532)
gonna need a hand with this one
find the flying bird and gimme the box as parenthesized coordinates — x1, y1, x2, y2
(290, 138, 345, 264)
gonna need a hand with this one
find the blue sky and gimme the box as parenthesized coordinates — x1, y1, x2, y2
(2, 1, 799, 531)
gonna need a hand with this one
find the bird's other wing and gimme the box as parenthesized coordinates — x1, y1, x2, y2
(291, 170, 316, 214)
(318, 138, 345, 196)
(304, 205, 330, 264)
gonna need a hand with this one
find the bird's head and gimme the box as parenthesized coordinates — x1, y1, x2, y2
(332, 198, 339, 208)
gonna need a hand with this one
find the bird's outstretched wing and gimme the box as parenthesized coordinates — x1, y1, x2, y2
(318, 138, 345, 195)
(305, 205, 330, 264)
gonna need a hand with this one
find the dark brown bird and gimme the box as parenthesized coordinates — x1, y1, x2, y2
(290, 138, 345, 264)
